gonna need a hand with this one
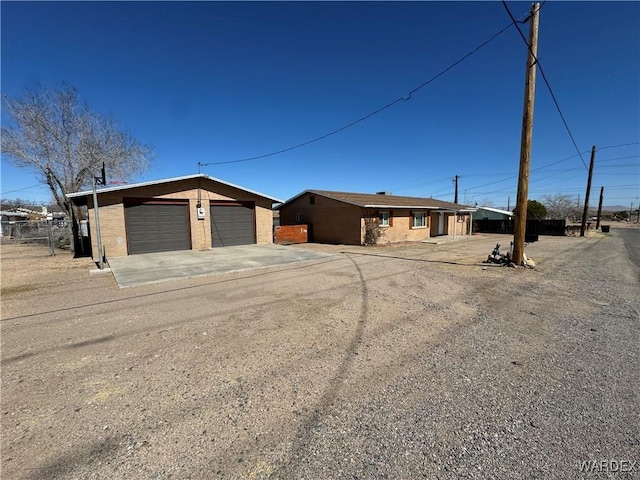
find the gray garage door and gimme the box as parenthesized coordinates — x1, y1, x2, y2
(125, 202, 190, 255)
(210, 203, 255, 247)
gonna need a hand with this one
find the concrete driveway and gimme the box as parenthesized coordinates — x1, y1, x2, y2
(107, 244, 337, 287)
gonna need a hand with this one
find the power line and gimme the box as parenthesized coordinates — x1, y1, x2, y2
(597, 141, 640, 151)
(597, 155, 640, 163)
(1, 184, 44, 195)
(199, 21, 516, 168)
(454, 142, 639, 195)
(502, 1, 589, 171)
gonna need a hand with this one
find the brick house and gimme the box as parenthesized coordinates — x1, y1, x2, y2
(67, 174, 281, 260)
(278, 190, 476, 245)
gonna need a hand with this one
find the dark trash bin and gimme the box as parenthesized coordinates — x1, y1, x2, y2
(601, 225, 610, 233)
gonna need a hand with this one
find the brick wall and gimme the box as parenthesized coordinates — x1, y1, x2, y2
(365, 209, 432, 244)
(279, 194, 362, 245)
(274, 225, 308, 244)
(447, 213, 471, 236)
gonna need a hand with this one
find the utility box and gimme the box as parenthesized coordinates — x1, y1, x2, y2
(197, 207, 206, 220)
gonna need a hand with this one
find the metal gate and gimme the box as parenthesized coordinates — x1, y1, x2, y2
(0, 220, 57, 255)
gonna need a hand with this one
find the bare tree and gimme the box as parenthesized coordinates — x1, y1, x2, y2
(475, 199, 495, 208)
(542, 194, 581, 221)
(1, 84, 153, 253)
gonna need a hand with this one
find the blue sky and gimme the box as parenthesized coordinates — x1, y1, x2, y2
(1, 1, 638, 209)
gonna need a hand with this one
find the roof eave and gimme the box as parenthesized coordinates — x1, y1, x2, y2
(66, 173, 282, 203)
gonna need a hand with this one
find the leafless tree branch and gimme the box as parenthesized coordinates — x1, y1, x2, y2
(1, 84, 154, 252)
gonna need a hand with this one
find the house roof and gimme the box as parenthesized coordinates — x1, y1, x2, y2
(0, 211, 29, 218)
(280, 190, 476, 212)
(67, 173, 283, 203)
(476, 206, 513, 216)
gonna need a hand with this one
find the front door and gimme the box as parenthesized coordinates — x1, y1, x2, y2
(438, 212, 445, 236)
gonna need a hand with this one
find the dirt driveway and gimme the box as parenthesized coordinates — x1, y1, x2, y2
(1, 231, 638, 479)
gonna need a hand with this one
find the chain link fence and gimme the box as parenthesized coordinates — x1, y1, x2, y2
(0, 220, 68, 255)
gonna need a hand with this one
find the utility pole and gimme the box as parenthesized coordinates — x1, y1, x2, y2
(580, 146, 596, 236)
(507, 196, 510, 211)
(512, 2, 540, 266)
(454, 175, 459, 204)
(595, 186, 604, 229)
(630, 202, 634, 222)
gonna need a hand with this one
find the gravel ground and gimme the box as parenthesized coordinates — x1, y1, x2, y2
(1, 228, 638, 479)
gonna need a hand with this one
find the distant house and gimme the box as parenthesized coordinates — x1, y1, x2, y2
(0, 211, 30, 222)
(67, 174, 282, 260)
(475, 206, 513, 220)
(278, 190, 476, 245)
(474, 206, 514, 234)
(0, 211, 29, 237)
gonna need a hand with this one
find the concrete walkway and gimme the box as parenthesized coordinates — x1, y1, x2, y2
(421, 234, 474, 244)
(107, 244, 337, 287)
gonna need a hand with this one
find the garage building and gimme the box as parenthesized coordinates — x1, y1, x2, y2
(67, 174, 281, 260)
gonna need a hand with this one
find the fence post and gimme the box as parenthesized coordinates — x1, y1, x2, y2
(46, 220, 56, 256)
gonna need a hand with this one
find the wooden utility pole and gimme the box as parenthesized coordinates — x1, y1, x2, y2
(454, 175, 459, 204)
(512, 2, 540, 266)
(580, 146, 596, 236)
(595, 186, 604, 229)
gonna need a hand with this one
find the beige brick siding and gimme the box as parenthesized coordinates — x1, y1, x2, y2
(87, 177, 274, 260)
(447, 213, 471, 236)
(279, 194, 362, 245)
(364, 209, 432, 244)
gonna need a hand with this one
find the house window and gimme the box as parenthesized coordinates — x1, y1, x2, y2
(295, 213, 302, 222)
(413, 212, 426, 228)
(309, 195, 315, 205)
(379, 211, 390, 227)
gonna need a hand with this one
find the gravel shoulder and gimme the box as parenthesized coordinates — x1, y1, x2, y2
(1, 230, 638, 479)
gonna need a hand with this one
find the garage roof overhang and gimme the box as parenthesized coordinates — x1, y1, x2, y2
(66, 173, 283, 206)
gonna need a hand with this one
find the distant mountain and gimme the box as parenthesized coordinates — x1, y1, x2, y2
(493, 205, 637, 214)
(602, 205, 637, 212)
